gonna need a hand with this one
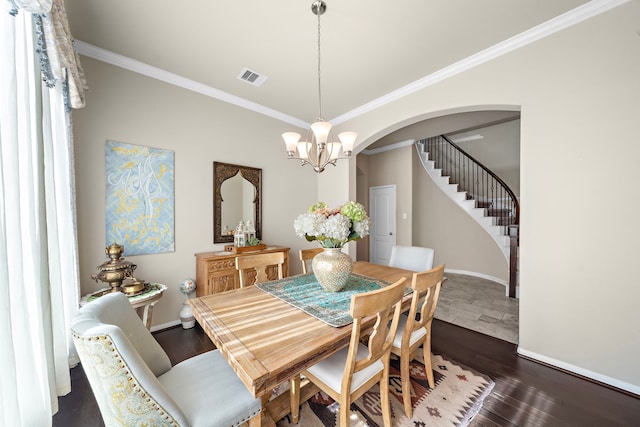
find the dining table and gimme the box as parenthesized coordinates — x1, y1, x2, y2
(189, 260, 415, 426)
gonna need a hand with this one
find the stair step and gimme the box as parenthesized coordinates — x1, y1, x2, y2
(446, 191, 463, 203)
(494, 217, 517, 226)
(487, 208, 512, 216)
(461, 199, 476, 210)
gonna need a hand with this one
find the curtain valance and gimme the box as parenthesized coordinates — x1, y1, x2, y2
(8, 0, 87, 109)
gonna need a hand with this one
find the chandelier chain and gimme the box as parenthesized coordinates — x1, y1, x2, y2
(281, 0, 357, 173)
(317, 6, 323, 120)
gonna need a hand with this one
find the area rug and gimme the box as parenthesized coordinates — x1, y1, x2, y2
(275, 353, 494, 426)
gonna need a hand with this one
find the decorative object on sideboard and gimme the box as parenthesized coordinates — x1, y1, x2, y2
(293, 201, 370, 291)
(178, 278, 196, 329)
(282, 1, 357, 173)
(91, 243, 137, 293)
(234, 220, 247, 247)
(233, 219, 260, 248)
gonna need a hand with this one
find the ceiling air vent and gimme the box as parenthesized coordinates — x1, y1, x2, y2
(237, 68, 267, 87)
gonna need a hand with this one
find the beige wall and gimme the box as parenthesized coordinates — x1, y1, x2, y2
(73, 57, 319, 327)
(331, 2, 640, 392)
(453, 119, 521, 197)
(355, 155, 370, 261)
(362, 146, 414, 247)
(412, 152, 507, 280)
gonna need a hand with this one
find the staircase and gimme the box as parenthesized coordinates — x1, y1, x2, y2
(415, 136, 519, 297)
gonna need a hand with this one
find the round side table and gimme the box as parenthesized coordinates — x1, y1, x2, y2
(80, 283, 167, 330)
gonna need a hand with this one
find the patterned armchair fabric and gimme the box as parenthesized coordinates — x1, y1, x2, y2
(71, 292, 261, 427)
(72, 330, 183, 426)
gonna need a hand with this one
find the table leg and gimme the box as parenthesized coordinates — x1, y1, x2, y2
(289, 375, 300, 424)
(260, 394, 275, 427)
(264, 379, 319, 424)
(136, 303, 156, 330)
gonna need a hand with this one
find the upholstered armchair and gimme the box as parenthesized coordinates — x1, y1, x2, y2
(71, 292, 261, 426)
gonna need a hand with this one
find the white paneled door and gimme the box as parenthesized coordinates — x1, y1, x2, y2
(369, 185, 396, 265)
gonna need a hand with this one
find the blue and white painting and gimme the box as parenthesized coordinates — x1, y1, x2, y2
(105, 140, 175, 256)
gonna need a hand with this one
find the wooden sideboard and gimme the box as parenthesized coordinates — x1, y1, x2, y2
(195, 246, 290, 296)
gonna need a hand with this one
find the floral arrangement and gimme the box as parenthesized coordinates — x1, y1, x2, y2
(293, 201, 370, 248)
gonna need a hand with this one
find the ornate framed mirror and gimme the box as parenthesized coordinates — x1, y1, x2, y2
(213, 162, 262, 243)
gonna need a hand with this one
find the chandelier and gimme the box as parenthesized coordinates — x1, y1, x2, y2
(282, 0, 357, 173)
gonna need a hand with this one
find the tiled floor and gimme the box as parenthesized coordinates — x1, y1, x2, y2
(435, 272, 519, 344)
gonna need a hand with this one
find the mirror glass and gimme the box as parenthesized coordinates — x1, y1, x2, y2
(213, 162, 262, 243)
(220, 172, 256, 232)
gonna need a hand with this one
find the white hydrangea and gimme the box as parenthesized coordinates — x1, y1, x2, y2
(294, 201, 370, 248)
(293, 212, 325, 237)
(320, 213, 351, 242)
(353, 217, 370, 238)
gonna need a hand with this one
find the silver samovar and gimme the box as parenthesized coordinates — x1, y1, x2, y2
(91, 243, 137, 293)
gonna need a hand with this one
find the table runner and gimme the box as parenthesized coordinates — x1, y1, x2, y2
(256, 273, 405, 327)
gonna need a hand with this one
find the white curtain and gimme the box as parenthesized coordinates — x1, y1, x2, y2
(0, 1, 83, 425)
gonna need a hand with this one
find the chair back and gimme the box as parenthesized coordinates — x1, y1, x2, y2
(71, 292, 189, 426)
(299, 247, 323, 273)
(345, 278, 406, 385)
(388, 245, 434, 272)
(404, 264, 445, 344)
(236, 251, 285, 287)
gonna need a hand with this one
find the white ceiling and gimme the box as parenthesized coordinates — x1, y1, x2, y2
(66, 0, 612, 129)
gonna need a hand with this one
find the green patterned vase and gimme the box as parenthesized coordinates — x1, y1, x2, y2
(312, 248, 353, 292)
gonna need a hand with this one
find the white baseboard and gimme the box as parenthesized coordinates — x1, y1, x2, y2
(444, 268, 520, 298)
(150, 319, 181, 333)
(517, 347, 640, 396)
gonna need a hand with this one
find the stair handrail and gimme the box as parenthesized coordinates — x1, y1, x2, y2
(419, 135, 520, 228)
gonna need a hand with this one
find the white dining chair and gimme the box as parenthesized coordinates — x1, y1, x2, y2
(388, 245, 434, 272)
(71, 292, 262, 427)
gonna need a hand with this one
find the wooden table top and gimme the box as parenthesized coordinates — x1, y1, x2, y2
(189, 261, 414, 398)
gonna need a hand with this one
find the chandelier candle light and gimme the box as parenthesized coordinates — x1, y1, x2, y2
(282, 1, 357, 173)
(294, 201, 370, 291)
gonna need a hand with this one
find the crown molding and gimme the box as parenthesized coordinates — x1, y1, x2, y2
(451, 134, 483, 143)
(360, 139, 415, 155)
(74, 40, 309, 129)
(330, 0, 631, 125)
(74, 0, 629, 127)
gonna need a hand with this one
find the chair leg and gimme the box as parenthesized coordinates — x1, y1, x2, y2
(380, 367, 393, 427)
(423, 335, 435, 389)
(339, 394, 351, 427)
(400, 351, 413, 418)
(289, 375, 300, 424)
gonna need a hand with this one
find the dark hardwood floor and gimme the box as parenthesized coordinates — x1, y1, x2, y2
(53, 320, 639, 426)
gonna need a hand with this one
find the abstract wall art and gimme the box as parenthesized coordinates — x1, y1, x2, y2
(105, 140, 175, 255)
